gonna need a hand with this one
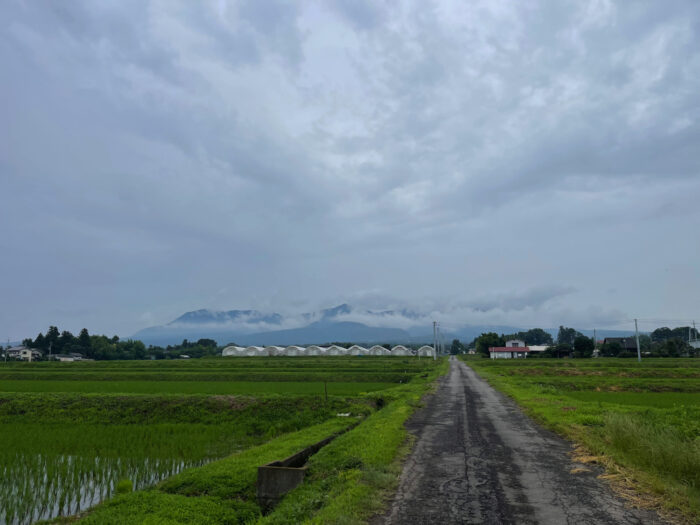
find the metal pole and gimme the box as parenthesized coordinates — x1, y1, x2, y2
(593, 328, 597, 357)
(634, 319, 641, 362)
(433, 321, 437, 361)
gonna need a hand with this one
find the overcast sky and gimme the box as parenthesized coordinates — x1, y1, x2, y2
(2, 0, 699, 340)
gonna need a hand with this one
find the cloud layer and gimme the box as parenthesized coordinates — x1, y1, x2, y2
(1, 0, 699, 339)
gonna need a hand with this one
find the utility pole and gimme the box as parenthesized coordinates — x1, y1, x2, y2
(634, 319, 641, 362)
(593, 329, 596, 356)
(433, 321, 437, 361)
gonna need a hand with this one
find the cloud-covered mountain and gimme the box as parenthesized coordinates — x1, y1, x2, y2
(132, 304, 418, 346)
(131, 302, 636, 347)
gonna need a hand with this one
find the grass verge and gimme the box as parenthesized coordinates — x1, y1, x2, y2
(257, 358, 449, 524)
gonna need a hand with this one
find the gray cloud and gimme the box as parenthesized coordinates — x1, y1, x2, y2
(1, 0, 699, 340)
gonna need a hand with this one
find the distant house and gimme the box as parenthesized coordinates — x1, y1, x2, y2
(505, 339, 526, 348)
(6, 346, 43, 361)
(528, 345, 549, 354)
(603, 337, 638, 352)
(489, 344, 530, 359)
(51, 353, 85, 362)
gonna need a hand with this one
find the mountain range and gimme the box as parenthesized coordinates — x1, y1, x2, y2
(130, 304, 636, 347)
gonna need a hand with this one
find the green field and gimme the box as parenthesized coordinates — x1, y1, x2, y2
(0, 379, 393, 395)
(462, 356, 700, 522)
(0, 356, 445, 524)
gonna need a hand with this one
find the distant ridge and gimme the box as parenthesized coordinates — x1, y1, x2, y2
(131, 304, 636, 346)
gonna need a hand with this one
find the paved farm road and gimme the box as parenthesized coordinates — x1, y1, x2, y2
(379, 357, 666, 525)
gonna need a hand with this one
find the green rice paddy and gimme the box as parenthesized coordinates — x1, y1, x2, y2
(0, 379, 393, 396)
(0, 356, 434, 524)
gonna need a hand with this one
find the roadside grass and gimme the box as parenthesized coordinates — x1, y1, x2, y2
(461, 356, 700, 523)
(258, 358, 449, 524)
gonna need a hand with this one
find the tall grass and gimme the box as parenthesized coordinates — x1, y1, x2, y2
(604, 412, 700, 490)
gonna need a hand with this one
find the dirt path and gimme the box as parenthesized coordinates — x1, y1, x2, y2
(379, 357, 665, 525)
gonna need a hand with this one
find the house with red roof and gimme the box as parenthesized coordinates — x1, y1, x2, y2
(489, 339, 531, 359)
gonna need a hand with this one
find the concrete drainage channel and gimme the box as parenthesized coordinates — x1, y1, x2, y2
(257, 421, 359, 513)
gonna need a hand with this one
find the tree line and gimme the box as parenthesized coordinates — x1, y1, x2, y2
(450, 325, 698, 358)
(3, 326, 224, 360)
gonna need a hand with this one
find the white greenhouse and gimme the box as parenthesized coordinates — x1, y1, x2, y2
(305, 345, 327, 356)
(284, 345, 306, 356)
(245, 346, 264, 356)
(369, 345, 389, 356)
(326, 345, 347, 356)
(390, 345, 411, 356)
(222, 346, 246, 357)
(263, 346, 285, 356)
(347, 345, 369, 356)
(417, 345, 435, 357)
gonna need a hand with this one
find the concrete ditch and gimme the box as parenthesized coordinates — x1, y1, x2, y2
(256, 422, 358, 513)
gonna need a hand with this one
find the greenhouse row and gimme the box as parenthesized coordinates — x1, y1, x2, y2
(221, 344, 435, 357)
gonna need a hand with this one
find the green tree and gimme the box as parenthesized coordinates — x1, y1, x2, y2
(573, 336, 594, 358)
(450, 339, 464, 355)
(78, 328, 91, 350)
(46, 326, 60, 349)
(557, 326, 583, 346)
(475, 333, 504, 357)
(33, 332, 47, 351)
(600, 341, 622, 357)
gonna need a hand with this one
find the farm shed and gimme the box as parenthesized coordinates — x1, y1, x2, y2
(390, 345, 410, 356)
(305, 345, 327, 356)
(489, 347, 530, 359)
(348, 345, 369, 356)
(222, 346, 247, 357)
(284, 346, 306, 356)
(417, 346, 435, 357)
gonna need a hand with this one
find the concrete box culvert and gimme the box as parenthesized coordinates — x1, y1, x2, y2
(256, 424, 357, 513)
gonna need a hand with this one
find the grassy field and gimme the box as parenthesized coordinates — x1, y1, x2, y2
(0, 356, 445, 524)
(461, 356, 700, 523)
(0, 379, 393, 395)
(66, 358, 449, 525)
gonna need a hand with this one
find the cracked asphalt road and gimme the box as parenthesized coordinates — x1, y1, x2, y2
(379, 357, 665, 525)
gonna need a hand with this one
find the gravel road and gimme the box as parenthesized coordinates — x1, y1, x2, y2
(379, 356, 665, 525)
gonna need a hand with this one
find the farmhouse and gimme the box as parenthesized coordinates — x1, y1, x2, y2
(603, 337, 638, 352)
(6, 346, 43, 361)
(490, 340, 531, 359)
